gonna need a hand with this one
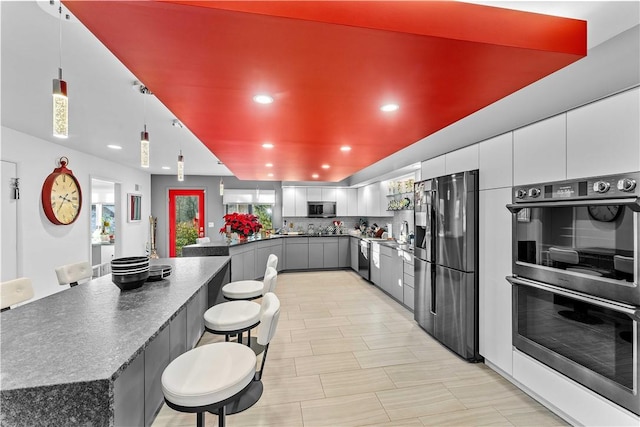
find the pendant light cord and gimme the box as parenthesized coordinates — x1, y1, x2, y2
(58, 1, 63, 72)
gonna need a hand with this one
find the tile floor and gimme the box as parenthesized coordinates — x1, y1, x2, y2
(153, 270, 567, 427)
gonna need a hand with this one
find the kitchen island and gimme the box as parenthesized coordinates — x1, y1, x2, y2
(0, 256, 230, 427)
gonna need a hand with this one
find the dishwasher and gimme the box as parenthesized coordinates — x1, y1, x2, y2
(358, 239, 370, 281)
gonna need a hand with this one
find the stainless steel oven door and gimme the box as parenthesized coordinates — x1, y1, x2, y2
(508, 198, 639, 305)
(509, 276, 640, 416)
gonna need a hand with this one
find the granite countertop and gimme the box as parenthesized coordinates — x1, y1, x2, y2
(0, 256, 229, 391)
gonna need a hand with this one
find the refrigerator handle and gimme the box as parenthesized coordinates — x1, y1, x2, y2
(431, 189, 438, 264)
(430, 266, 437, 315)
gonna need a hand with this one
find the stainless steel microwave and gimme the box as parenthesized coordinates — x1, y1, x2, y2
(307, 202, 336, 218)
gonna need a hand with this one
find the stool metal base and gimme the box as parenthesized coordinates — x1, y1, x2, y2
(210, 380, 264, 416)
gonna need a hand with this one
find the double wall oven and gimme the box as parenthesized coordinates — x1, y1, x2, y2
(507, 172, 640, 416)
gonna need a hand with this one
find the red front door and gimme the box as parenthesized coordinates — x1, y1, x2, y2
(168, 189, 205, 257)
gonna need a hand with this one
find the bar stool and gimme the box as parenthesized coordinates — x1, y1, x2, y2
(55, 261, 92, 287)
(161, 293, 281, 427)
(204, 269, 277, 345)
(213, 292, 281, 415)
(161, 342, 255, 427)
(222, 254, 278, 300)
(1, 277, 34, 312)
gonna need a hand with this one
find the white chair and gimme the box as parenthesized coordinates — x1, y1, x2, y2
(161, 293, 280, 427)
(222, 254, 278, 300)
(203, 270, 276, 346)
(196, 237, 210, 244)
(1, 277, 34, 312)
(55, 261, 92, 287)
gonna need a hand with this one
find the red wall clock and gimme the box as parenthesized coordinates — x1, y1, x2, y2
(41, 157, 83, 225)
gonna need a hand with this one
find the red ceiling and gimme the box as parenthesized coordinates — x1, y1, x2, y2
(64, 1, 586, 182)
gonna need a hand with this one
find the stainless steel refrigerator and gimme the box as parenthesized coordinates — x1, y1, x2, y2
(414, 170, 481, 362)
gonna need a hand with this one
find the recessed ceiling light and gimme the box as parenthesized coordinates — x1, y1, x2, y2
(162, 166, 171, 170)
(107, 144, 122, 150)
(312, 173, 319, 179)
(267, 173, 274, 177)
(253, 94, 274, 104)
(380, 103, 399, 112)
(321, 164, 330, 169)
(262, 143, 274, 149)
(340, 146, 351, 152)
(265, 163, 273, 168)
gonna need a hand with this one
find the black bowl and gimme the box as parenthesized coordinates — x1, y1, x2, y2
(112, 270, 150, 291)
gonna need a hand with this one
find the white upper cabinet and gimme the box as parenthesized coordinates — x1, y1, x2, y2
(336, 188, 347, 216)
(322, 187, 337, 202)
(306, 187, 322, 201)
(357, 186, 367, 217)
(479, 133, 513, 190)
(421, 155, 446, 180)
(346, 188, 358, 216)
(294, 187, 307, 216)
(445, 144, 479, 174)
(513, 114, 566, 185)
(282, 187, 296, 217)
(567, 88, 640, 179)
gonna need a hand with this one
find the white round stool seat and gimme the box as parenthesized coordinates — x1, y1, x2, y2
(162, 342, 256, 408)
(204, 301, 261, 332)
(222, 280, 263, 300)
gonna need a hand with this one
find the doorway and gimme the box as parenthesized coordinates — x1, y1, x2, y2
(1, 160, 18, 280)
(169, 189, 205, 257)
(91, 178, 116, 276)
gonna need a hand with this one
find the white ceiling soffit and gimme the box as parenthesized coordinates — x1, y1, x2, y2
(222, 189, 276, 205)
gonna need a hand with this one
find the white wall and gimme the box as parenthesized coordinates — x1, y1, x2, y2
(1, 126, 151, 301)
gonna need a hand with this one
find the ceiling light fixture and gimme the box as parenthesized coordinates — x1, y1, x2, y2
(312, 173, 319, 179)
(267, 173, 274, 177)
(262, 143, 274, 149)
(321, 164, 330, 169)
(253, 94, 274, 104)
(107, 144, 122, 150)
(340, 146, 351, 152)
(380, 103, 399, 112)
(265, 163, 273, 168)
(135, 81, 153, 168)
(52, 1, 68, 138)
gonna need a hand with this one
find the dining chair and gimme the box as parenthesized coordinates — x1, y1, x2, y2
(1, 277, 34, 312)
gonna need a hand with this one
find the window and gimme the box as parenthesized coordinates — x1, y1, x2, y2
(225, 204, 273, 230)
(223, 189, 276, 231)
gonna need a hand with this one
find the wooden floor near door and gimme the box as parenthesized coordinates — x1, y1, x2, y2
(153, 270, 567, 427)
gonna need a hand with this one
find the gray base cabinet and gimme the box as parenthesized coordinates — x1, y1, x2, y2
(229, 245, 256, 281)
(371, 243, 381, 286)
(255, 240, 283, 276)
(338, 237, 350, 268)
(323, 240, 339, 268)
(380, 245, 403, 302)
(285, 238, 310, 270)
(309, 241, 324, 268)
(403, 251, 415, 310)
(350, 237, 359, 271)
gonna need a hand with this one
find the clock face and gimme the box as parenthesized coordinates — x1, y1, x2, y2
(48, 173, 81, 225)
(587, 205, 620, 222)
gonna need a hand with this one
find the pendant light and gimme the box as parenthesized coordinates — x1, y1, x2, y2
(52, 2, 68, 138)
(177, 150, 184, 182)
(173, 119, 185, 181)
(140, 124, 150, 168)
(135, 82, 152, 168)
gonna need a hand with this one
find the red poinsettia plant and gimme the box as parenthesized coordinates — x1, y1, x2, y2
(219, 213, 262, 237)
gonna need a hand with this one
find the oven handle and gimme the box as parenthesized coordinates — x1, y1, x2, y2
(506, 197, 640, 213)
(506, 276, 640, 320)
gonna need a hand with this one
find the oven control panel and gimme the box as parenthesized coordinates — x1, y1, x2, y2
(512, 172, 640, 202)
